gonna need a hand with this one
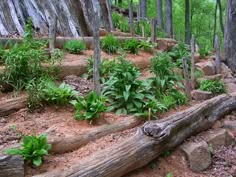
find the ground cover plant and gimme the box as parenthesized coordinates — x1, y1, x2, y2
(101, 34, 120, 54)
(64, 40, 86, 54)
(5, 134, 51, 167)
(70, 90, 107, 123)
(199, 79, 226, 94)
(123, 38, 140, 54)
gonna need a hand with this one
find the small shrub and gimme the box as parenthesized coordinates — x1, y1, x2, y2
(101, 34, 120, 54)
(138, 39, 155, 51)
(26, 79, 78, 111)
(199, 79, 226, 94)
(5, 134, 51, 167)
(102, 57, 146, 115)
(123, 38, 140, 54)
(112, 12, 129, 32)
(64, 40, 86, 54)
(199, 47, 209, 57)
(70, 91, 107, 122)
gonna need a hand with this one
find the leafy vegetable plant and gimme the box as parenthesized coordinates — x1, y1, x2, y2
(5, 134, 51, 167)
(70, 91, 107, 122)
(102, 57, 147, 115)
(101, 34, 120, 54)
(199, 79, 226, 94)
(123, 38, 140, 54)
(64, 40, 86, 54)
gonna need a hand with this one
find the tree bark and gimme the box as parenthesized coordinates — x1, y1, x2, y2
(217, 0, 224, 35)
(215, 35, 221, 74)
(49, 116, 142, 154)
(33, 93, 236, 177)
(156, 0, 163, 29)
(0, 96, 27, 117)
(225, 0, 236, 73)
(166, 0, 173, 36)
(140, 0, 147, 18)
(213, 1, 218, 47)
(129, 1, 134, 36)
(99, 0, 114, 32)
(185, 0, 190, 44)
(0, 155, 24, 177)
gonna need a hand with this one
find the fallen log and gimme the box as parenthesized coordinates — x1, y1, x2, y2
(0, 155, 24, 177)
(0, 95, 27, 117)
(34, 93, 236, 177)
(49, 116, 142, 154)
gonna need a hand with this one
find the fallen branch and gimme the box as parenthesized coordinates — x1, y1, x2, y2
(34, 93, 236, 177)
(49, 116, 142, 154)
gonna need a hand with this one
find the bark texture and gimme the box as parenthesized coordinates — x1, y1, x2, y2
(0, 155, 24, 177)
(225, 0, 236, 73)
(34, 93, 236, 177)
(0, 0, 113, 37)
(156, 0, 163, 28)
(166, 0, 173, 36)
(0, 96, 27, 117)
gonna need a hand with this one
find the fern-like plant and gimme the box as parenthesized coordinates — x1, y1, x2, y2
(64, 40, 86, 54)
(101, 34, 120, 54)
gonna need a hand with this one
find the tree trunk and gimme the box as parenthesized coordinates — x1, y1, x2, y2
(217, 0, 224, 35)
(225, 0, 236, 73)
(33, 93, 236, 177)
(0, 0, 113, 37)
(129, 1, 134, 36)
(166, 0, 173, 36)
(140, 0, 147, 18)
(185, 0, 190, 44)
(156, 0, 163, 29)
(213, 1, 218, 47)
(0, 155, 24, 177)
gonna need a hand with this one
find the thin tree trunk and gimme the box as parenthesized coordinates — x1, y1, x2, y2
(217, 0, 224, 35)
(166, 0, 173, 36)
(129, 0, 134, 36)
(140, 0, 147, 18)
(185, 0, 190, 44)
(156, 0, 163, 29)
(213, 1, 218, 47)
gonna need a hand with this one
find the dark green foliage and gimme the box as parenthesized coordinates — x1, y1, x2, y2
(26, 78, 78, 111)
(138, 39, 155, 51)
(112, 12, 130, 32)
(199, 79, 226, 94)
(5, 134, 51, 167)
(86, 57, 117, 83)
(101, 34, 120, 54)
(102, 57, 147, 115)
(1, 20, 62, 91)
(70, 91, 107, 122)
(0, 43, 5, 62)
(123, 38, 140, 54)
(64, 40, 86, 54)
(149, 53, 183, 96)
(199, 47, 209, 57)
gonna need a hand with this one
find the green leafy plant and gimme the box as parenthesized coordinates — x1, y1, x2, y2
(42, 81, 78, 105)
(102, 57, 147, 115)
(85, 57, 117, 83)
(1, 19, 61, 91)
(166, 172, 173, 177)
(64, 40, 86, 54)
(5, 134, 51, 167)
(199, 79, 226, 94)
(101, 34, 120, 54)
(199, 47, 209, 57)
(123, 38, 140, 54)
(70, 91, 107, 122)
(112, 12, 129, 32)
(138, 39, 156, 51)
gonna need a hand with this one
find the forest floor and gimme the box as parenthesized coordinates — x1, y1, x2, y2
(0, 51, 235, 177)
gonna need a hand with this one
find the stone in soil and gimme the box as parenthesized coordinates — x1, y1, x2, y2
(196, 60, 216, 76)
(191, 90, 213, 101)
(180, 140, 211, 172)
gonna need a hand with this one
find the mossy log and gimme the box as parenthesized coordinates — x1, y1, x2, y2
(34, 93, 236, 177)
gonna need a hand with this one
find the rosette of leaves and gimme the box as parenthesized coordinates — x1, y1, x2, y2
(5, 134, 51, 167)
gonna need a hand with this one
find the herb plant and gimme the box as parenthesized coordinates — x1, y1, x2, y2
(101, 34, 120, 54)
(199, 79, 226, 94)
(5, 134, 51, 167)
(64, 40, 86, 54)
(70, 91, 107, 122)
(123, 38, 140, 54)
